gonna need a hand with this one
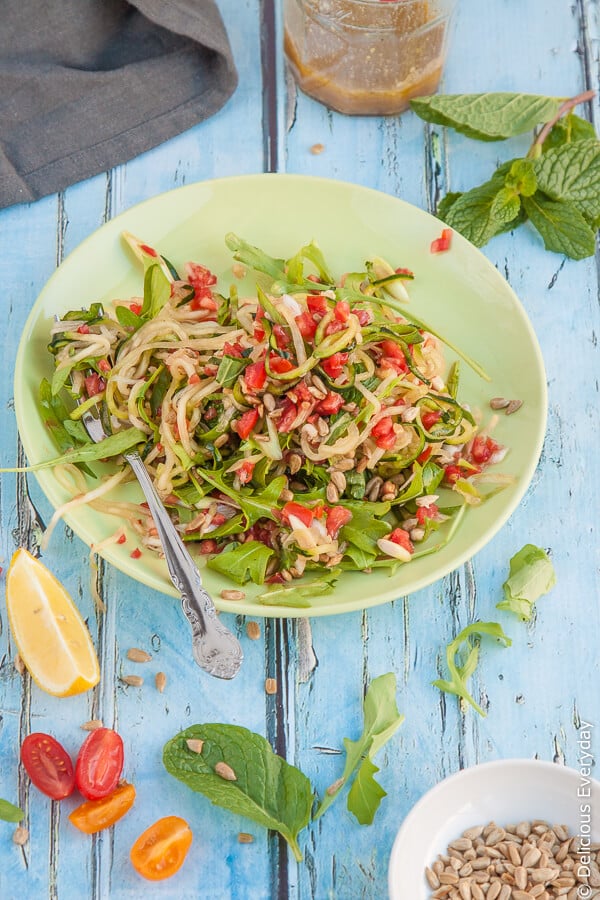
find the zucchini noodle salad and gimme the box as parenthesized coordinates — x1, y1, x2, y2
(40, 232, 513, 604)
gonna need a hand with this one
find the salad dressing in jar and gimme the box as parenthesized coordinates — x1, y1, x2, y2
(284, 0, 455, 116)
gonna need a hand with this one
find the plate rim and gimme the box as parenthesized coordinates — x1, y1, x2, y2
(14, 172, 548, 617)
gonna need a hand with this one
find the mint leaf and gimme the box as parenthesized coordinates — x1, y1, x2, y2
(410, 93, 563, 141)
(438, 178, 512, 247)
(314, 673, 404, 824)
(505, 159, 537, 197)
(497, 544, 556, 621)
(490, 188, 522, 225)
(534, 139, 600, 223)
(163, 724, 313, 862)
(543, 113, 597, 151)
(523, 193, 597, 259)
(433, 621, 512, 717)
(206, 540, 274, 585)
(0, 799, 24, 823)
(437, 192, 463, 221)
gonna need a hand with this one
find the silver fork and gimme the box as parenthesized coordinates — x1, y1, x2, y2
(78, 408, 243, 680)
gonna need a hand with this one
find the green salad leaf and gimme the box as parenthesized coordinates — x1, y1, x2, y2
(0, 799, 24, 823)
(497, 543, 556, 621)
(163, 724, 313, 861)
(433, 621, 512, 717)
(314, 673, 404, 825)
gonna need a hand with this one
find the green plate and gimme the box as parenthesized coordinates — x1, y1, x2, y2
(14, 174, 546, 617)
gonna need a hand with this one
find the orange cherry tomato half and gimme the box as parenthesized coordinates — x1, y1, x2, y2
(68, 782, 136, 834)
(130, 816, 193, 881)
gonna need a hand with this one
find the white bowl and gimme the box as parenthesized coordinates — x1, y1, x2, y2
(388, 758, 600, 899)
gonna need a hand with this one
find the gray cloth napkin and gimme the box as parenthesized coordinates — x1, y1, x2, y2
(0, 0, 238, 208)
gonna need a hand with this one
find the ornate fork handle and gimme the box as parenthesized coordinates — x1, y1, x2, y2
(125, 452, 243, 680)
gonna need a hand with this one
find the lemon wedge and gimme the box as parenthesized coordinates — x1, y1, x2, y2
(6, 548, 100, 697)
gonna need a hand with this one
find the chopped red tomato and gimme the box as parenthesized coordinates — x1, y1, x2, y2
(238, 461, 255, 484)
(269, 354, 295, 375)
(85, 373, 106, 396)
(421, 410, 442, 431)
(140, 244, 157, 257)
(130, 548, 142, 559)
(245, 360, 267, 391)
(199, 539, 219, 554)
(188, 373, 200, 385)
(277, 400, 298, 432)
(253, 321, 266, 341)
(325, 505, 352, 537)
(98, 359, 111, 373)
(21, 733, 75, 800)
(371, 417, 396, 450)
(296, 311, 317, 340)
(351, 308, 371, 326)
(273, 324, 290, 349)
(307, 294, 328, 316)
(289, 381, 313, 404)
(236, 408, 259, 440)
(77, 323, 90, 334)
(416, 445, 433, 465)
(75, 728, 124, 801)
(320, 352, 349, 379)
(281, 502, 314, 528)
(430, 228, 453, 254)
(222, 341, 243, 358)
(470, 435, 501, 465)
(265, 572, 285, 584)
(334, 300, 350, 322)
(388, 528, 414, 554)
(129, 302, 142, 315)
(379, 340, 408, 374)
(316, 391, 344, 416)
(395, 267, 414, 276)
(186, 261, 217, 310)
(307, 273, 321, 284)
(443, 464, 464, 484)
(416, 503, 440, 525)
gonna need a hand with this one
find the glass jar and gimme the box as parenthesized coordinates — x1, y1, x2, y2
(284, 0, 455, 116)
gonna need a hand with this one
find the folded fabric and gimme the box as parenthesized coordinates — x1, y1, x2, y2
(0, 0, 238, 208)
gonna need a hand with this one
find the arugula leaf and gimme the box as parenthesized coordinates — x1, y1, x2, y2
(534, 139, 600, 223)
(0, 427, 146, 474)
(258, 570, 340, 607)
(216, 355, 247, 388)
(115, 304, 142, 328)
(314, 673, 404, 825)
(410, 93, 563, 141)
(497, 544, 556, 621)
(432, 621, 512, 717)
(197, 469, 286, 527)
(339, 500, 391, 556)
(142, 264, 172, 319)
(163, 724, 313, 862)
(0, 799, 24, 823)
(522, 193, 597, 260)
(206, 541, 274, 585)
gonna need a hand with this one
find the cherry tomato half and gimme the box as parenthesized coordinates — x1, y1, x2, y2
(69, 782, 136, 834)
(75, 727, 124, 801)
(20, 733, 75, 800)
(130, 816, 193, 881)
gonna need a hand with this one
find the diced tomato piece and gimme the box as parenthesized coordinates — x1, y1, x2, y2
(379, 340, 405, 361)
(430, 228, 453, 254)
(265, 572, 285, 584)
(199, 539, 219, 554)
(98, 358, 111, 373)
(395, 267, 414, 277)
(117, 533, 127, 544)
(296, 311, 317, 340)
(307, 294, 328, 316)
(236, 408, 259, 440)
(222, 341, 243, 358)
(320, 352, 349, 379)
(325, 505, 352, 538)
(388, 528, 414, 554)
(416, 503, 440, 525)
(417, 445, 433, 465)
(421, 410, 442, 431)
(245, 360, 267, 391)
(371, 417, 394, 439)
(443, 464, 464, 484)
(238, 461, 255, 485)
(325, 320, 345, 336)
(470, 435, 500, 465)
(185, 262, 217, 290)
(289, 381, 313, 404)
(351, 308, 371, 326)
(277, 400, 298, 433)
(140, 244, 158, 257)
(269, 354, 295, 374)
(307, 274, 321, 283)
(253, 322, 266, 341)
(316, 391, 344, 416)
(281, 502, 314, 528)
(77, 323, 90, 334)
(273, 324, 290, 349)
(85, 373, 106, 396)
(334, 300, 350, 323)
(130, 548, 142, 559)
(188, 373, 200, 385)
(129, 302, 142, 315)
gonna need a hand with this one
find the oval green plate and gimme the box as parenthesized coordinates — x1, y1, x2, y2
(14, 174, 547, 617)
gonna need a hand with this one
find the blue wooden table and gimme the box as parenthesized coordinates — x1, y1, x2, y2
(1, 1, 599, 898)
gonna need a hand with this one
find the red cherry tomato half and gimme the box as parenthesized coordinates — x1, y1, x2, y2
(21, 733, 75, 800)
(75, 727, 124, 801)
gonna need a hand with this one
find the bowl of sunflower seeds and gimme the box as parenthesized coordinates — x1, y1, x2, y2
(388, 758, 600, 900)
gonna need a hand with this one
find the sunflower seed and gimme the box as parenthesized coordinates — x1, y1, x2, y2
(80, 719, 103, 731)
(246, 621, 261, 640)
(330, 470, 346, 493)
(215, 761, 237, 781)
(326, 482, 339, 503)
(127, 647, 152, 663)
(220, 589, 246, 601)
(13, 827, 28, 846)
(506, 399, 523, 415)
(121, 674, 143, 687)
(238, 832, 254, 843)
(186, 739, 204, 754)
(155, 671, 167, 693)
(490, 397, 510, 409)
(265, 677, 277, 695)
(14, 654, 25, 676)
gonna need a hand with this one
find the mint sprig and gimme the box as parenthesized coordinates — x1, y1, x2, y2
(411, 90, 598, 259)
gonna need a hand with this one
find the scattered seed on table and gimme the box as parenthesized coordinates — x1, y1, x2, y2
(238, 832, 254, 844)
(80, 719, 103, 731)
(265, 678, 277, 695)
(13, 827, 28, 846)
(246, 621, 261, 640)
(310, 143, 325, 154)
(14, 653, 25, 675)
(155, 671, 167, 693)
(121, 674, 143, 687)
(127, 647, 152, 663)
